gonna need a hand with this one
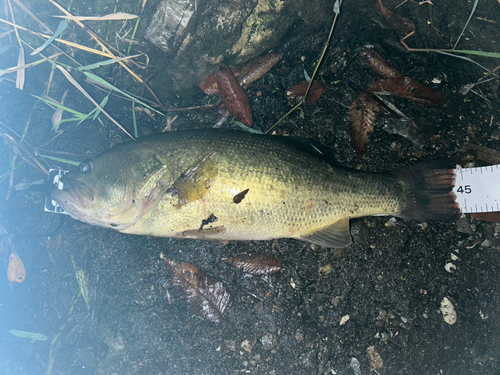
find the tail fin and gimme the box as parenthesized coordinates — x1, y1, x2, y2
(397, 165, 461, 222)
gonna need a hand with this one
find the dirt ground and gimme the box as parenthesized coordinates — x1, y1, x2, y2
(0, 0, 500, 374)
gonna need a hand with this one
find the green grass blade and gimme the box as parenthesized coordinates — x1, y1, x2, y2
(30, 20, 68, 56)
(453, 0, 479, 50)
(92, 95, 109, 120)
(452, 49, 500, 58)
(76, 54, 143, 71)
(38, 154, 80, 166)
(82, 71, 163, 115)
(233, 121, 264, 134)
(75, 95, 109, 126)
(9, 330, 48, 341)
(436, 51, 491, 71)
(53, 117, 84, 130)
(32, 95, 86, 117)
(75, 112, 93, 126)
(127, 17, 141, 55)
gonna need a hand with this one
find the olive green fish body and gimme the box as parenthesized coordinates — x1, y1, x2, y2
(51, 129, 459, 248)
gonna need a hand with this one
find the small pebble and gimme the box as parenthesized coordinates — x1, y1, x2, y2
(339, 315, 350, 326)
(260, 333, 278, 351)
(481, 239, 491, 248)
(440, 297, 457, 325)
(350, 357, 361, 375)
(295, 329, 304, 341)
(241, 339, 253, 353)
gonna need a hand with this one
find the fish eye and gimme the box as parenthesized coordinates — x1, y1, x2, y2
(80, 160, 94, 173)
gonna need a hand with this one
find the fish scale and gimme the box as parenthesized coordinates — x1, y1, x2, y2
(51, 129, 460, 248)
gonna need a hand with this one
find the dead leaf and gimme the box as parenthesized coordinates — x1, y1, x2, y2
(360, 48, 402, 78)
(217, 64, 253, 127)
(221, 253, 283, 276)
(7, 253, 26, 283)
(286, 80, 326, 104)
(199, 52, 282, 95)
(238, 52, 283, 86)
(199, 69, 240, 96)
(163, 259, 232, 322)
(349, 91, 381, 157)
(366, 345, 384, 371)
(371, 76, 447, 106)
(53, 12, 139, 21)
(379, 0, 415, 37)
(16, 47, 25, 90)
(199, 71, 220, 95)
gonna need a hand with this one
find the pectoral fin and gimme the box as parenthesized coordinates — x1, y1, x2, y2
(299, 218, 352, 248)
(167, 152, 218, 206)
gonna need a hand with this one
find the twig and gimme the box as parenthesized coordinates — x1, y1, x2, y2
(0, 17, 114, 58)
(265, 0, 343, 134)
(47, 0, 166, 112)
(6, 0, 25, 89)
(55, 65, 135, 140)
(12, 0, 52, 33)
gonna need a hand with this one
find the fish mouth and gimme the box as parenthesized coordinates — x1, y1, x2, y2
(50, 176, 137, 230)
(50, 175, 95, 214)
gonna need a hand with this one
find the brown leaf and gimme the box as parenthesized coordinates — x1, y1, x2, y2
(379, 0, 415, 36)
(366, 345, 384, 371)
(360, 48, 402, 79)
(286, 80, 326, 104)
(199, 71, 219, 95)
(470, 212, 500, 222)
(199, 69, 241, 95)
(371, 76, 448, 106)
(217, 64, 253, 127)
(238, 52, 283, 86)
(349, 91, 381, 157)
(163, 259, 232, 322)
(7, 252, 26, 283)
(221, 253, 283, 276)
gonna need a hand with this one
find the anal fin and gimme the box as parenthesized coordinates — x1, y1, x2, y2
(299, 218, 352, 248)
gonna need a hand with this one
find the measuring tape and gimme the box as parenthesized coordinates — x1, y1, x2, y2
(454, 165, 500, 214)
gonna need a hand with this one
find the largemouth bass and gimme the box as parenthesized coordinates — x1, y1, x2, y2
(51, 129, 460, 248)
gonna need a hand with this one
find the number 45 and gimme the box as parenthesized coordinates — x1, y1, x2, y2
(457, 185, 471, 194)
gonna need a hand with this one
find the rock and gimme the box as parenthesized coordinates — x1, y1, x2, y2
(241, 339, 253, 353)
(144, 0, 335, 95)
(295, 328, 304, 341)
(481, 239, 492, 248)
(350, 357, 361, 375)
(260, 333, 278, 350)
(456, 217, 473, 234)
(440, 297, 457, 325)
(339, 314, 350, 326)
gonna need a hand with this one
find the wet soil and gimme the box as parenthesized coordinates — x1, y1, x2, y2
(0, 0, 500, 374)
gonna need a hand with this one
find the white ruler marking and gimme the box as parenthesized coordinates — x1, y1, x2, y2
(454, 164, 500, 213)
